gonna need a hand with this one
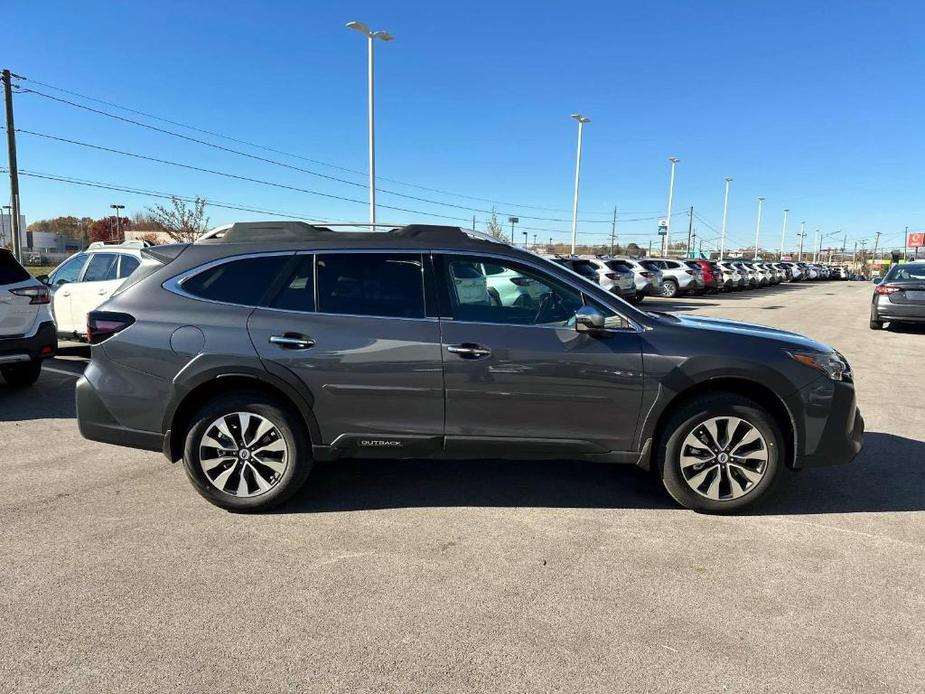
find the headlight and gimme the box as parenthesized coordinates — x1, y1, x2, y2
(787, 350, 851, 382)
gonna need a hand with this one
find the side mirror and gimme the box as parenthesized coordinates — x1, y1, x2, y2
(36, 274, 50, 285)
(575, 305, 605, 333)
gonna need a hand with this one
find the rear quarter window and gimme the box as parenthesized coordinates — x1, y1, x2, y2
(0, 250, 30, 285)
(181, 255, 293, 306)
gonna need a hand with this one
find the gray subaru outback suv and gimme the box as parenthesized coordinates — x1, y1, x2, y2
(76, 222, 863, 513)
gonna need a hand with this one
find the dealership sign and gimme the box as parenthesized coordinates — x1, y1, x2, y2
(908, 231, 925, 247)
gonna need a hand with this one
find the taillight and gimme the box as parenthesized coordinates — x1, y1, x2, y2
(87, 311, 135, 345)
(875, 284, 899, 295)
(9, 285, 50, 304)
(685, 270, 695, 275)
(510, 277, 533, 287)
(604, 272, 619, 280)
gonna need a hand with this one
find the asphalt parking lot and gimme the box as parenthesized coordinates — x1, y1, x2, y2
(1, 281, 922, 693)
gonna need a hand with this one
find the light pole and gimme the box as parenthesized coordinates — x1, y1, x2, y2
(719, 176, 732, 259)
(110, 203, 125, 241)
(797, 221, 806, 261)
(778, 208, 789, 260)
(753, 196, 765, 259)
(508, 216, 519, 244)
(569, 113, 590, 254)
(522, 231, 528, 248)
(346, 20, 394, 226)
(1, 204, 10, 248)
(662, 157, 680, 255)
(813, 229, 821, 262)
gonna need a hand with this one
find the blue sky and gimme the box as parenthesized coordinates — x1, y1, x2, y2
(5, 0, 923, 252)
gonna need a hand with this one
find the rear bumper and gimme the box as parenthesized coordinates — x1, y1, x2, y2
(873, 297, 925, 322)
(76, 374, 164, 452)
(787, 378, 863, 468)
(0, 321, 57, 363)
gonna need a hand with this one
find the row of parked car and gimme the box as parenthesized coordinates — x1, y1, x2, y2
(545, 255, 850, 302)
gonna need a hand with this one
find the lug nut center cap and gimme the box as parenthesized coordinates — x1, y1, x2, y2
(717, 452, 729, 464)
(239, 450, 250, 461)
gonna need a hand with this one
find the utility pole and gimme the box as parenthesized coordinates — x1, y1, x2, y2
(797, 222, 806, 261)
(852, 240, 858, 273)
(686, 206, 694, 257)
(610, 206, 617, 256)
(779, 209, 790, 260)
(471, 215, 476, 231)
(533, 233, 537, 248)
(904, 225, 909, 262)
(648, 239, 653, 256)
(3, 69, 22, 263)
(872, 231, 882, 263)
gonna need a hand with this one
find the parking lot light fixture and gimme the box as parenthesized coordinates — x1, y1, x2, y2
(754, 197, 765, 259)
(719, 177, 732, 258)
(779, 209, 790, 260)
(569, 113, 590, 254)
(662, 157, 680, 255)
(346, 20, 394, 226)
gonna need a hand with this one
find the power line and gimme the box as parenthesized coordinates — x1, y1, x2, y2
(12, 127, 682, 237)
(19, 79, 643, 223)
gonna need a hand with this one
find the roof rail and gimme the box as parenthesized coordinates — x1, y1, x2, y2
(195, 221, 512, 246)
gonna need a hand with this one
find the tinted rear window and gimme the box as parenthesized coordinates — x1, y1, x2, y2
(316, 253, 424, 318)
(270, 255, 315, 312)
(183, 255, 292, 306)
(887, 264, 925, 281)
(567, 260, 598, 278)
(0, 250, 30, 285)
(604, 261, 630, 273)
(640, 260, 661, 271)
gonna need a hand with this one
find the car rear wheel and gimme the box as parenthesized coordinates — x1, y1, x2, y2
(182, 392, 312, 512)
(657, 394, 784, 513)
(869, 311, 883, 330)
(661, 279, 679, 298)
(1, 359, 42, 387)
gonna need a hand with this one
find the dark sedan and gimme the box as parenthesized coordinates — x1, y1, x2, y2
(870, 262, 925, 329)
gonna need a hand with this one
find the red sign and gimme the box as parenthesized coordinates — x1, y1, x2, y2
(908, 231, 925, 248)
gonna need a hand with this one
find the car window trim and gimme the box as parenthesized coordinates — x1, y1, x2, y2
(163, 251, 298, 309)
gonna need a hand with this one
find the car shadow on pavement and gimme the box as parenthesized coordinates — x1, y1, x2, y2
(0, 358, 82, 420)
(278, 458, 677, 513)
(278, 431, 924, 515)
(755, 431, 925, 515)
(886, 322, 925, 335)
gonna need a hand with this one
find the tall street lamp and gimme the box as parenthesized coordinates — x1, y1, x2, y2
(569, 113, 590, 254)
(753, 196, 765, 259)
(508, 216, 519, 244)
(719, 176, 732, 259)
(662, 157, 680, 255)
(346, 20, 394, 226)
(778, 208, 790, 260)
(110, 203, 125, 241)
(797, 221, 806, 261)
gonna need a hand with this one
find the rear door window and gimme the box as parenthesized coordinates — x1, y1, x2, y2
(0, 250, 30, 285)
(270, 255, 315, 312)
(82, 253, 120, 282)
(316, 253, 425, 319)
(117, 255, 140, 279)
(182, 255, 293, 306)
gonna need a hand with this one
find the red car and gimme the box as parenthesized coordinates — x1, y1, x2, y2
(684, 259, 721, 293)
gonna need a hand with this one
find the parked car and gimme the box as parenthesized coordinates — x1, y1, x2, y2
(684, 259, 721, 293)
(716, 261, 745, 291)
(0, 249, 56, 386)
(580, 256, 638, 301)
(732, 260, 760, 288)
(870, 261, 925, 329)
(42, 240, 146, 339)
(76, 221, 864, 514)
(607, 257, 663, 303)
(641, 257, 704, 298)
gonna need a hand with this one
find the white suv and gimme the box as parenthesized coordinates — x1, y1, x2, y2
(0, 249, 56, 386)
(42, 241, 145, 339)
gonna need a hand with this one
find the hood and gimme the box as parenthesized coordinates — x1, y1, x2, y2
(661, 313, 832, 352)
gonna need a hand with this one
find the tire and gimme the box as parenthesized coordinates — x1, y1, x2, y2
(657, 394, 785, 514)
(661, 279, 679, 298)
(631, 292, 644, 304)
(1, 360, 42, 387)
(181, 391, 312, 512)
(869, 311, 883, 330)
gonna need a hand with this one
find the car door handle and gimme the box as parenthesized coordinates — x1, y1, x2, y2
(97, 288, 110, 295)
(269, 334, 315, 350)
(61, 290, 70, 296)
(446, 343, 492, 359)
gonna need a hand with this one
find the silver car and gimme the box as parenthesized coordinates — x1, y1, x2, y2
(640, 258, 705, 298)
(608, 257, 663, 303)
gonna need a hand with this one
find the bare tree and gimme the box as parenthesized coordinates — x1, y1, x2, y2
(485, 207, 508, 241)
(146, 196, 210, 242)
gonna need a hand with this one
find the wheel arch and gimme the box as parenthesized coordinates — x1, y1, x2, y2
(649, 377, 797, 471)
(164, 370, 320, 462)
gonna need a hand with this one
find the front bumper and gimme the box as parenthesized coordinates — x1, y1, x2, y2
(0, 320, 57, 363)
(76, 374, 164, 452)
(787, 377, 863, 468)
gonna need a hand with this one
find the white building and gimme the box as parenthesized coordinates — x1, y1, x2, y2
(0, 212, 26, 248)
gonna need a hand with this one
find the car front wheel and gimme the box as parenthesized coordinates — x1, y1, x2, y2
(1, 359, 42, 387)
(182, 392, 312, 512)
(657, 394, 784, 513)
(661, 279, 679, 298)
